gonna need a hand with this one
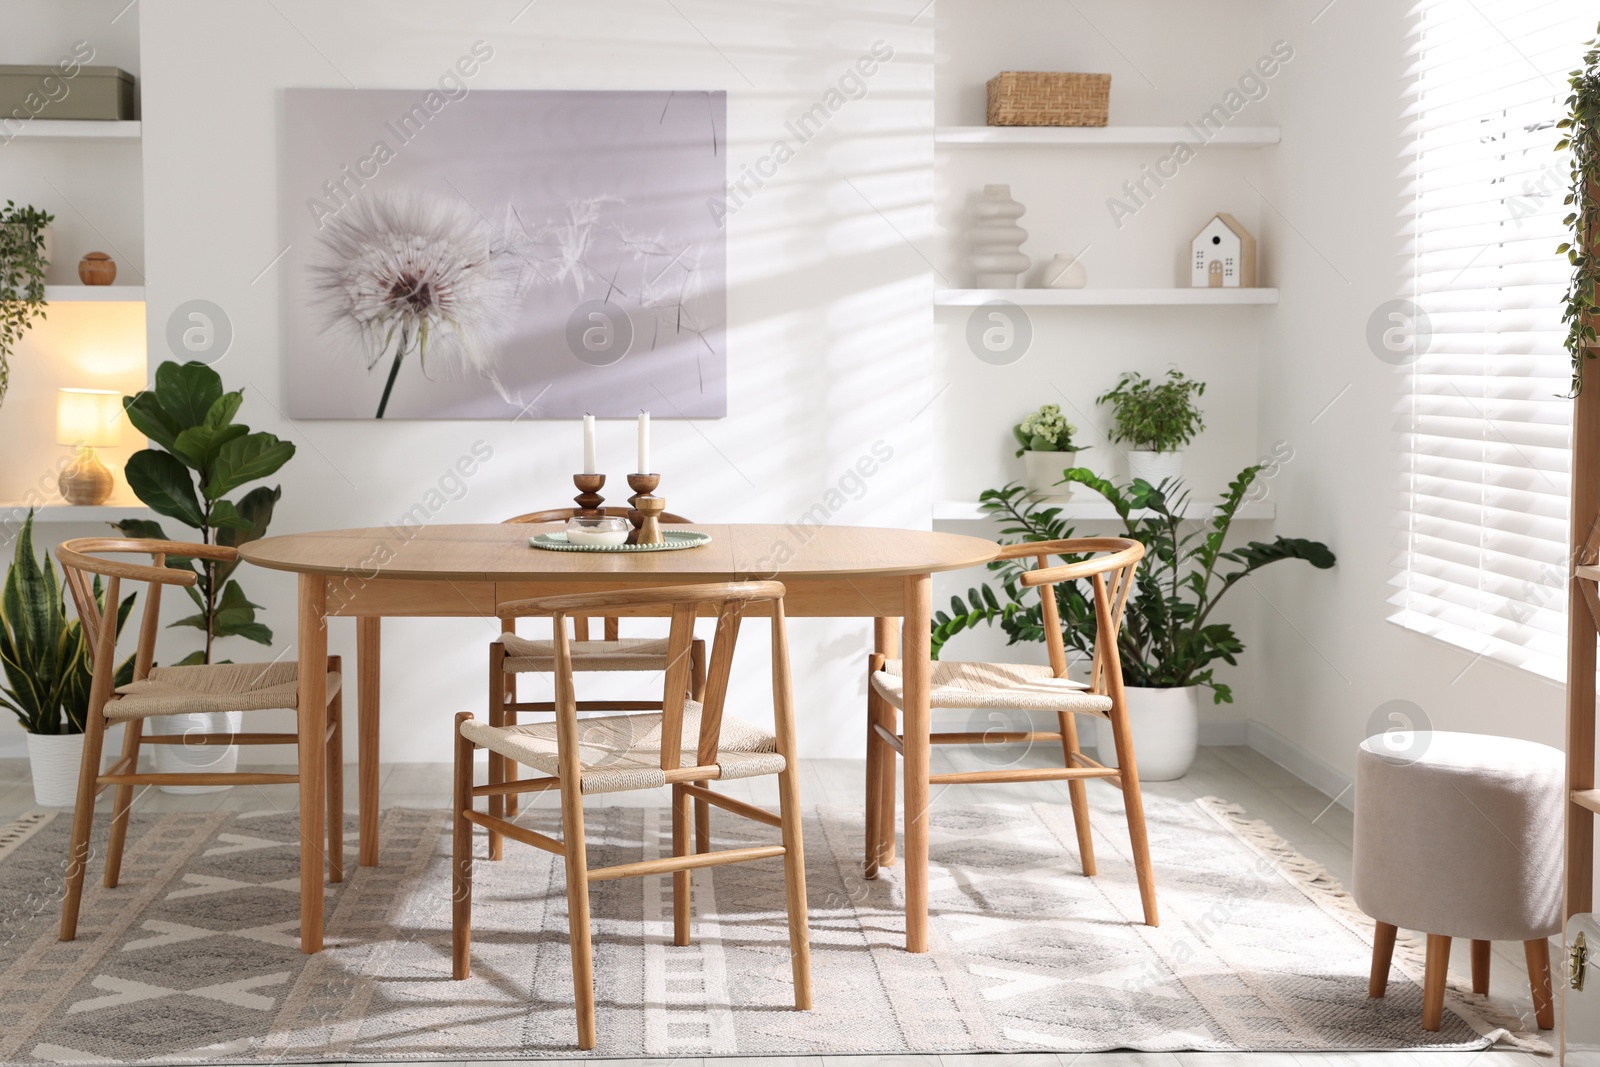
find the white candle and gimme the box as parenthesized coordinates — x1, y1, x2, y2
(582, 414, 597, 474)
(637, 410, 650, 474)
(566, 527, 629, 546)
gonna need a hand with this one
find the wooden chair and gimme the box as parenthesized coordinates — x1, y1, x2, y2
(54, 538, 344, 942)
(863, 536, 1159, 927)
(489, 507, 708, 859)
(452, 581, 811, 1050)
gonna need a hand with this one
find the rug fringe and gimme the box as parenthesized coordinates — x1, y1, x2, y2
(1194, 796, 1553, 1056)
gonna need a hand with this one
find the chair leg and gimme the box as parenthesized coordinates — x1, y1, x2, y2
(694, 789, 711, 855)
(60, 713, 109, 941)
(559, 777, 597, 1050)
(103, 718, 144, 889)
(1106, 700, 1158, 927)
(1471, 938, 1491, 996)
(1369, 921, 1398, 997)
(487, 643, 506, 861)
(452, 713, 474, 980)
(326, 656, 344, 884)
(864, 656, 884, 880)
(690, 637, 707, 702)
(876, 702, 898, 869)
(1422, 933, 1451, 1030)
(776, 755, 813, 1009)
(1524, 937, 1554, 1030)
(1057, 709, 1096, 877)
(672, 783, 692, 946)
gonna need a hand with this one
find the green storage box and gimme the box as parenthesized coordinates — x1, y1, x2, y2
(0, 65, 135, 121)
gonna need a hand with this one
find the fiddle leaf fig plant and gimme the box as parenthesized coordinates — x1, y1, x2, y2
(1557, 21, 1600, 395)
(932, 467, 1336, 704)
(1097, 369, 1206, 452)
(0, 201, 54, 409)
(113, 360, 294, 665)
(0, 512, 135, 734)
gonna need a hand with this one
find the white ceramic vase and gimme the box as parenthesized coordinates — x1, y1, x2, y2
(26, 723, 123, 808)
(968, 184, 1030, 287)
(1127, 449, 1183, 485)
(1022, 448, 1091, 497)
(153, 711, 242, 793)
(1041, 252, 1088, 289)
(1094, 685, 1200, 781)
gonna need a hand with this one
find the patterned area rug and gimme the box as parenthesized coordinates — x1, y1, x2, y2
(0, 791, 1546, 1062)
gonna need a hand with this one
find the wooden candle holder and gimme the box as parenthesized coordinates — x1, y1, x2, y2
(572, 474, 606, 517)
(634, 495, 667, 546)
(625, 473, 660, 544)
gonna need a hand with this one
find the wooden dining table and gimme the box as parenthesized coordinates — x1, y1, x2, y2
(238, 521, 999, 955)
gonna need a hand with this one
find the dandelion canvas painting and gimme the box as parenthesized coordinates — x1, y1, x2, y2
(282, 88, 727, 419)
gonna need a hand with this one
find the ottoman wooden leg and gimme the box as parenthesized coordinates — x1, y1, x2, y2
(1369, 921, 1397, 997)
(1471, 939, 1491, 995)
(1524, 938, 1554, 1030)
(1422, 933, 1451, 1031)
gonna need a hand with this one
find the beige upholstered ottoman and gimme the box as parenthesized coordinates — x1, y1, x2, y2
(1353, 730, 1563, 1031)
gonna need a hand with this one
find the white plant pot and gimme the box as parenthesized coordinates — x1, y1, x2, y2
(1022, 449, 1085, 498)
(1094, 684, 1200, 781)
(152, 711, 242, 794)
(1127, 449, 1183, 486)
(26, 723, 123, 808)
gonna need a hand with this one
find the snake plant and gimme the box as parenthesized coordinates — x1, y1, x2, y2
(0, 511, 134, 734)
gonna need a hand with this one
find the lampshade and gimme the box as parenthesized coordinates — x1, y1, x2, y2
(56, 388, 123, 448)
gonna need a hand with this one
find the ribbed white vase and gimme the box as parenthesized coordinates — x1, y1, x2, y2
(967, 184, 1030, 287)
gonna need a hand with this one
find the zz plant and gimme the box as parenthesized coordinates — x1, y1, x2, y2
(1558, 21, 1600, 395)
(0, 512, 134, 734)
(932, 468, 1335, 703)
(1097, 369, 1205, 452)
(0, 201, 54, 409)
(113, 360, 296, 665)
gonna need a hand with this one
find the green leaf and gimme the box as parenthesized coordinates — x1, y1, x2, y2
(125, 449, 204, 528)
(155, 360, 224, 430)
(203, 433, 295, 501)
(203, 390, 244, 429)
(206, 498, 255, 532)
(122, 391, 180, 452)
(170, 423, 248, 469)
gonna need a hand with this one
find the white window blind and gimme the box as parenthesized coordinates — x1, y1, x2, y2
(1391, 0, 1592, 680)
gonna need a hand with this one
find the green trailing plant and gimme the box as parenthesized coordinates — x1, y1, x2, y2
(932, 468, 1336, 703)
(1097, 369, 1206, 452)
(0, 512, 134, 734)
(112, 360, 295, 665)
(1012, 403, 1078, 455)
(1558, 22, 1600, 395)
(0, 201, 55, 409)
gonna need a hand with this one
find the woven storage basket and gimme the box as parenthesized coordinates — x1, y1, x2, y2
(986, 72, 1111, 127)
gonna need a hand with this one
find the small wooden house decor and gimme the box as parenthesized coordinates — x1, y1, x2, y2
(1190, 213, 1256, 288)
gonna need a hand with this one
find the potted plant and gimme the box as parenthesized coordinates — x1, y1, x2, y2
(931, 467, 1335, 779)
(1013, 403, 1090, 498)
(113, 360, 295, 791)
(0, 512, 135, 806)
(0, 201, 55, 410)
(1097, 369, 1205, 485)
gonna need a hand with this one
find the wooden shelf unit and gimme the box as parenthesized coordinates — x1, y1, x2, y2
(935, 125, 1280, 147)
(935, 287, 1278, 307)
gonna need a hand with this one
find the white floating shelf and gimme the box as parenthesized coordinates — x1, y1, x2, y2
(0, 502, 150, 523)
(935, 288, 1278, 307)
(44, 285, 146, 302)
(936, 125, 1279, 147)
(3, 119, 141, 142)
(934, 497, 1276, 522)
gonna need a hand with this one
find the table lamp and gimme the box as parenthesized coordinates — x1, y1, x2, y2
(57, 388, 122, 506)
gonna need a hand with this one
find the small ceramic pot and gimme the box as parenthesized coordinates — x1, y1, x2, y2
(78, 251, 116, 285)
(1041, 253, 1088, 289)
(26, 724, 124, 808)
(1127, 449, 1183, 485)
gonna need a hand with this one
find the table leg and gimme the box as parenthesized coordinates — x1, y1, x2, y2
(901, 573, 931, 953)
(297, 574, 328, 954)
(357, 616, 382, 867)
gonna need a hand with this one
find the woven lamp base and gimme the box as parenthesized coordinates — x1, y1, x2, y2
(58, 447, 114, 506)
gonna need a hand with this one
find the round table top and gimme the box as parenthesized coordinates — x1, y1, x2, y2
(238, 523, 1000, 582)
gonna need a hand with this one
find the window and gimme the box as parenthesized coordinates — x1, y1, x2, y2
(1391, 0, 1592, 680)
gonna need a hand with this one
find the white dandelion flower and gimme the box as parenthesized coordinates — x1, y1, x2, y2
(312, 192, 522, 418)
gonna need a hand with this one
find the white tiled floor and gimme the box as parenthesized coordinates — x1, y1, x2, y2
(0, 746, 1556, 1066)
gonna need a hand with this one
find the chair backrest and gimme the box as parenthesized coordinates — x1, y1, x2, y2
(54, 538, 237, 708)
(499, 506, 694, 641)
(497, 581, 788, 773)
(995, 537, 1144, 695)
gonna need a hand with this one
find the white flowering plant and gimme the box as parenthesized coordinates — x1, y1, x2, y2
(1012, 403, 1078, 456)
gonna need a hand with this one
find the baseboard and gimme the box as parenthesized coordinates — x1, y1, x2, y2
(1243, 720, 1355, 811)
